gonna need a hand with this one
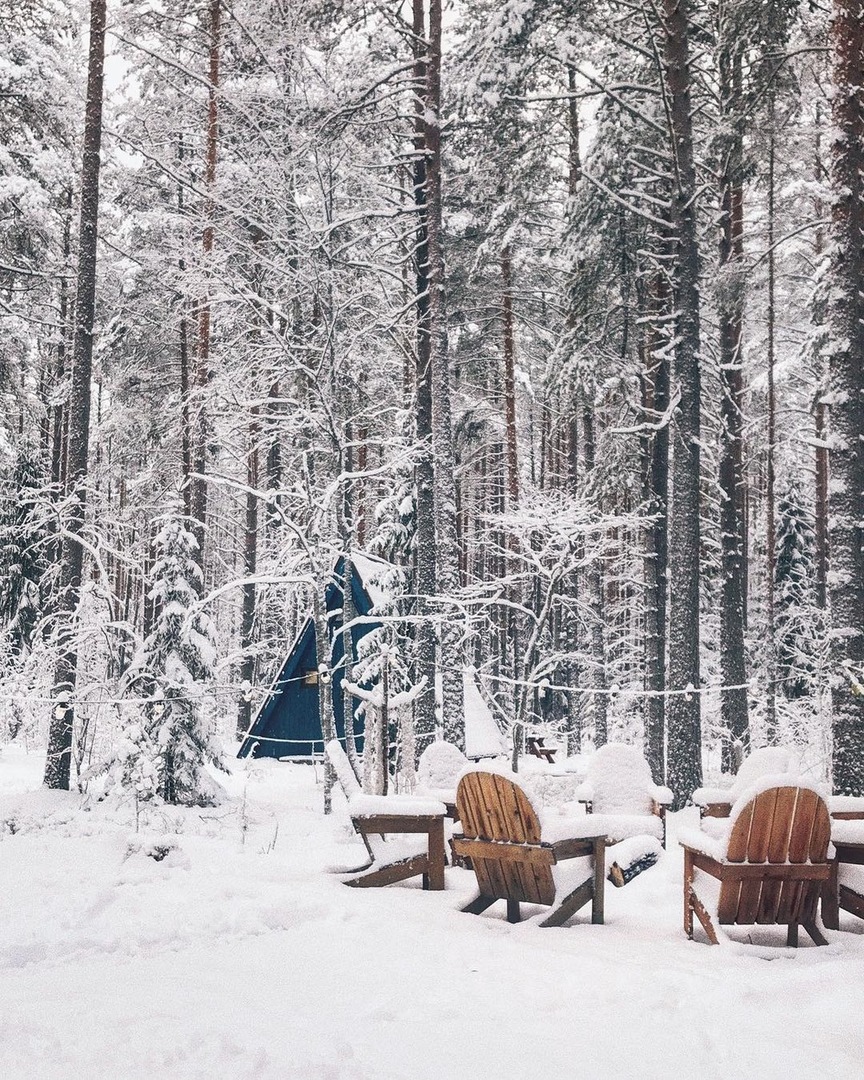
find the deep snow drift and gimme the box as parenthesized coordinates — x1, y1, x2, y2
(0, 744, 862, 1080)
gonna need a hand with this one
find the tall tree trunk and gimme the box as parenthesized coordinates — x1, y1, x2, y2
(190, 0, 221, 572)
(44, 0, 107, 790)
(411, 0, 438, 757)
(50, 189, 73, 499)
(501, 245, 518, 505)
(178, 135, 192, 520)
(426, 0, 464, 747)
(663, 0, 703, 807)
(643, 273, 670, 783)
(765, 111, 778, 741)
(341, 549, 361, 776)
(829, 0, 864, 795)
(49, 188, 73, 567)
(717, 46, 749, 767)
(237, 408, 258, 738)
(560, 63, 583, 756)
(312, 583, 337, 813)
(814, 400, 829, 609)
(583, 404, 608, 746)
(813, 104, 829, 613)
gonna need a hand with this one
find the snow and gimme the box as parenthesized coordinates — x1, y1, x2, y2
(350, 551, 396, 612)
(347, 794, 447, 818)
(433, 669, 507, 760)
(463, 671, 507, 759)
(1, 745, 864, 1080)
(415, 740, 467, 802)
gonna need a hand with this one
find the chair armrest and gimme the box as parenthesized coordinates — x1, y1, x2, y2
(550, 837, 599, 861)
(575, 781, 593, 804)
(691, 786, 733, 807)
(678, 827, 726, 864)
(650, 785, 674, 806)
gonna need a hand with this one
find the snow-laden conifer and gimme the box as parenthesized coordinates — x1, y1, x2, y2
(130, 520, 224, 806)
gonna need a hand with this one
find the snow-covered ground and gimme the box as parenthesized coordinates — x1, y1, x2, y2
(1, 744, 863, 1080)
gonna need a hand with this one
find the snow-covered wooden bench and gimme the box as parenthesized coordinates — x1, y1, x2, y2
(452, 769, 607, 927)
(679, 779, 832, 947)
(691, 746, 792, 818)
(325, 741, 447, 891)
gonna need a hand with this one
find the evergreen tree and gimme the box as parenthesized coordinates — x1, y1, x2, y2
(132, 520, 224, 805)
(0, 445, 50, 655)
(774, 481, 818, 699)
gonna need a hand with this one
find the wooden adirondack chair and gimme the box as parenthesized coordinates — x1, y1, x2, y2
(452, 770, 606, 927)
(325, 741, 447, 890)
(680, 783, 832, 947)
(576, 743, 672, 846)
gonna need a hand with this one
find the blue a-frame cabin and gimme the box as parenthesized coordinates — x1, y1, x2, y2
(237, 554, 390, 760)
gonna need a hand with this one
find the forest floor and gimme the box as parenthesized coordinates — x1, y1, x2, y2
(0, 745, 862, 1080)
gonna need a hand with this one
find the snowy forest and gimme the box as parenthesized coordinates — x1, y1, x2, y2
(2, 0, 864, 808)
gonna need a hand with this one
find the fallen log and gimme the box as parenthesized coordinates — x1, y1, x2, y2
(605, 835, 662, 888)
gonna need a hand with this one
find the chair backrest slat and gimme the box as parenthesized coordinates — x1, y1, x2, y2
(766, 787, 797, 863)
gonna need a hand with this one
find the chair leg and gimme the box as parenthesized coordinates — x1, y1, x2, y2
(803, 920, 828, 947)
(507, 899, 521, 923)
(691, 891, 720, 945)
(540, 880, 594, 928)
(684, 892, 694, 939)
(786, 923, 799, 948)
(461, 893, 496, 916)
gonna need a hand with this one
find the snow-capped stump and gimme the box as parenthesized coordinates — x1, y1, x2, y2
(124, 836, 189, 869)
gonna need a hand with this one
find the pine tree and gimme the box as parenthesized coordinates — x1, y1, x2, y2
(44, 0, 107, 790)
(0, 445, 49, 655)
(133, 520, 224, 806)
(774, 482, 818, 699)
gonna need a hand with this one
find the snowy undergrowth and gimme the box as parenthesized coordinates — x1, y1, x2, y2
(1, 745, 863, 1080)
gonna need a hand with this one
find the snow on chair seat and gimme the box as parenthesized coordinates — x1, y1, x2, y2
(576, 743, 672, 846)
(680, 777, 832, 948)
(325, 740, 447, 891)
(692, 746, 793, 818)
(452, 770, 607, 926)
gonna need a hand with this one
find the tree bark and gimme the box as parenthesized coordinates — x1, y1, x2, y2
(190, 0, 221, 573)
(829, 0, 864, 795)
(717, 45, 749, 767)
(662, 0, 703, 807)
(411, 0, 438, 757)
(583, 405, 608, 746)
(426, 0, 464, 747)
(501, 245, 518, 505)
(643, 273, 669, 784)
(237, 407, 258, 738)
(44, 0, 107, 790)
(765, 111, 778, 740)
